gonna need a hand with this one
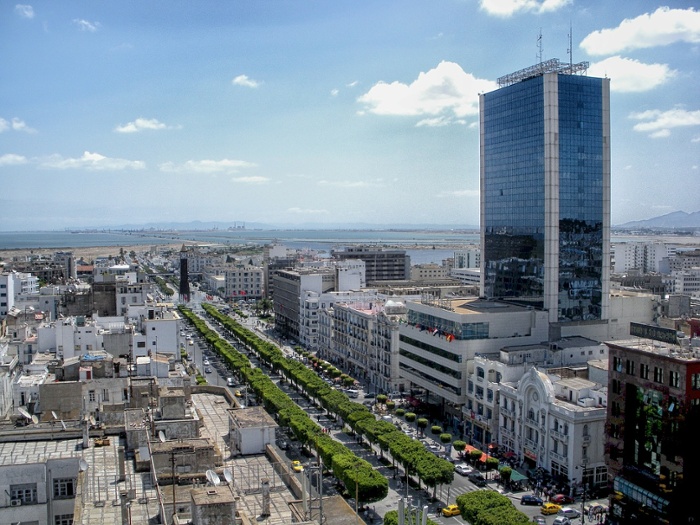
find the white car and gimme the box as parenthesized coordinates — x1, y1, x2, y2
(203, 359, 210, 366)
(454, 463, 473, 476)
(558, 507, 581, 520)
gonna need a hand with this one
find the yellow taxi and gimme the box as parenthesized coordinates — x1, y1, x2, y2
(291, 460, 304, 473)
(235, 390, 243, 397)
(442, 504, 460, 517)
(541, 502, 562, 515)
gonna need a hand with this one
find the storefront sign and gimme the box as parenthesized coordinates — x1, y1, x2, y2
(524, 448, 537, 461)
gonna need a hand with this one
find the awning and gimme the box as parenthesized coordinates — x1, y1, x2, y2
(503, 451, 515, 459)
(509, 470, 528, 482)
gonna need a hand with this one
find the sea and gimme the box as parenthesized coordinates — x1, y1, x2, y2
(1, 229, 698, 266)
(0, 229, 481, 265)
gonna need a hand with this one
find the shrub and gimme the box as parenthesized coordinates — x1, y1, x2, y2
(440, 433, 452, 444)
(395, 408, 406, 417)
(431, 425, 442, 435)
(405, 412, 416, 423)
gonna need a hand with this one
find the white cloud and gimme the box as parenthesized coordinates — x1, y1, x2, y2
(11, 117, 36, 133)
(73, 19, 100, 32)
(15, 4, 34, 19)
(40, 151, 145, 170)
(588, 56, 676, 93)
(346, 81, 359, 88)
(231, 176, 269, 184)
(357, 61, 497, 121)
(288, 207, 328, 215)
(318, 179, 385, 188)
(630, 108, 700, 137)
(0, 154, 28, 166)
(692, 136, 700, 143)
(114, 118, 177, 133)
(580, 7, 700, 56)
(416, 116, 462, 127)
(0, 117, 36, 133)
(232, 75, 260, 88)
(159, 159, 257, 173)
(330, 89, 339, 97)
(437, 189, 479, 197)
(479, 0, 571, 17)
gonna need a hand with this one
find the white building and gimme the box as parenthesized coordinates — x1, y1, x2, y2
(454, 248, 481, 269)
(499, 367, 608, 492)
(224, 264, 264, 300)
(319, 298, 409, 394)
(228, 406, 278, 455)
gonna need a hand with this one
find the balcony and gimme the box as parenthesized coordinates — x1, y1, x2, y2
(551, 429, 569, 441)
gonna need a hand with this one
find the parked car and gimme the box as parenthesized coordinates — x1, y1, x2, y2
(291, 460, 304, 473)
(558, 507, 581, 519)
(552, 517, 571, 525)
(532, 517, 546, 525)
(520, 494, 543, 506)
(227, 377, 235, 387)
(550, 494, 575, 505)
(442, 504, 460, 517)
(454, 463, 473, 476)
(541, 503, 562, 515)
(204, 367, 211, 374)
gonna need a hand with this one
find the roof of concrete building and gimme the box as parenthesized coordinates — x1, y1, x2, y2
(607, 338, 700, 362)
(228, 405, 278, 428)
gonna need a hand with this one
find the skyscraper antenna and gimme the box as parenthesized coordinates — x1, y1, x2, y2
(567, 21, 573, 73)
(537, 28, 543, 64)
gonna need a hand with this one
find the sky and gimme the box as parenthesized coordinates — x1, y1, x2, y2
(1, 1, 699, 231)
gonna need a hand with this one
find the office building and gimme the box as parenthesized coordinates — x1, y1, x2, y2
(480, 59, 611, 325)
(606, 332, 700, 524)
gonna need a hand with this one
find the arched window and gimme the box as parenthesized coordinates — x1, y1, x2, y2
(477, 367, 485, 379)
(583, 424, 589, 437)
(528, 408, 535, 422)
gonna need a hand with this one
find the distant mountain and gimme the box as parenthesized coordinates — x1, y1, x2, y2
(615, 211, 700, 229)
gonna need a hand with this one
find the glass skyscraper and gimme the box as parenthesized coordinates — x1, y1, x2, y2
(479, 60, 610, 324)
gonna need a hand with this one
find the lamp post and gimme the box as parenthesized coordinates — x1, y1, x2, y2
(579, 458, 588, 524)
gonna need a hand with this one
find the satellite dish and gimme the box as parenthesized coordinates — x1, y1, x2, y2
(52, 411, 58, 420)
(18, 407, 31, 419)
(158, 430, 166, 443)
(31, 415, 39, 425)
(206, 469, 221, 486)
(79, 459, 89, 472)
(89, 416, 96, 426)
(60, 420, 67, 431)
(223, 468, 233, 484)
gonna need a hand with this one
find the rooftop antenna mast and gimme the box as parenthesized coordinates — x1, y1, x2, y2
(537, 28, 543, 64)
(567, 21, 573, 73)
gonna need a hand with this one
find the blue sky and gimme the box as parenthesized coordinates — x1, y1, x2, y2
(1, 1, 699, 231)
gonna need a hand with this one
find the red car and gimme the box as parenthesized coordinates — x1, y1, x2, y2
(550, 494, 574, 504)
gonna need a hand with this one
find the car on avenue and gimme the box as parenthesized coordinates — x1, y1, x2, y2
(558, 507, 581, 519)
(442, 505, 460, 517)
(467, 472, 487, 487)
(520, 494, 543, 506)
(291, 460, 304, 473)
(531, 517, 546, 525)
(541, 502, 562, 515)
(552, 517, 571, 525)
(550, 494, 575, 505)
(204, 367, 211, 374)
(454, 464, 473, 476)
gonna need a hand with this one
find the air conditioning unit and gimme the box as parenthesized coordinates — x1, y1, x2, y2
(10, 499, 21, 506)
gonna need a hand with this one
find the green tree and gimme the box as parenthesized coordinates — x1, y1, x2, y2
(440, 433, 452, 444)
(416, 418, 428, 437)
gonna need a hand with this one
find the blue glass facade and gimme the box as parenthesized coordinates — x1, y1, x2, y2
(481, 72, 609, 322)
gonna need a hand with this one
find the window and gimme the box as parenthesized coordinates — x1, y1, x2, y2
(692, 373, 700, 390)
(54, 515, 74, 525)
(612, 379, 622, 395)
(88, 390, 95, 402)
(640, 363, 649, 380)
(477, 367, 485, 379)
(654, 367, 664, 384)
(53, 478, 75, 499)
(669, 371, 680, 389)
(11, 483, 37, 504)
(613, 356, 622, 373)
(626, 359, 636, 375)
